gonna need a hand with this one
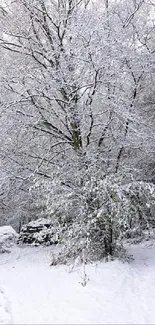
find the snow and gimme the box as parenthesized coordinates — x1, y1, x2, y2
(0, 226, 18, 252)
(0, 226, 17, 238)
(0, 289, 12, 324)
(1, 242, 155, 324)
(27, 218, 51, 228)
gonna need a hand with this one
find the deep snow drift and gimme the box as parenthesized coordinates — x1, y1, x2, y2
(0, 241, 155, 324)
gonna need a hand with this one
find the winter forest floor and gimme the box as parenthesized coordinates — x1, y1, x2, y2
(0, 242, 155, 324)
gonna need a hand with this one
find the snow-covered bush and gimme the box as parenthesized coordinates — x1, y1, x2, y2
(44, 171, 155, 264)
(0, 226, 18, 253)
(18, 218, 61, 246)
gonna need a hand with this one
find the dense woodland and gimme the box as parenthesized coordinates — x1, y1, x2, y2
(1, 0, 155, 262)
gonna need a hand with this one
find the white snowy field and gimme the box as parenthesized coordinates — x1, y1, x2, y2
(0, 242, 155, 324)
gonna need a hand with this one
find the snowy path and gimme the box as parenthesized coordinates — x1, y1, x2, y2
(0, 243, 155, 324)
(0, 289, 12, 324)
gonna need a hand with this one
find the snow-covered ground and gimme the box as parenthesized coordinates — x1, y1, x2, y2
(0, 242, 155, 324)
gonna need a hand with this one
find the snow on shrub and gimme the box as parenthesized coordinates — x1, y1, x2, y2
(46, 175, 155, 264)
(0, 226, 18, 253)
(18, 218, 61, 246)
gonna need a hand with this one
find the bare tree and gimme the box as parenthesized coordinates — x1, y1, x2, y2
(0, 0, 155, 230)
